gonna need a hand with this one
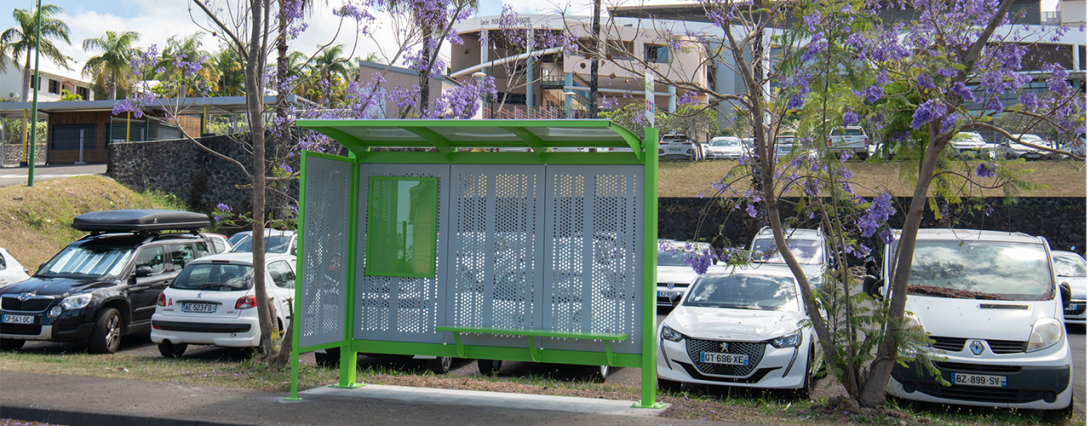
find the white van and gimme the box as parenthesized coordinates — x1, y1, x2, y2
(864, 229, 1073, 411)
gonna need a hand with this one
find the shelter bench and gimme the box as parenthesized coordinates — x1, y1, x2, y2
(434, 326, 628, 365)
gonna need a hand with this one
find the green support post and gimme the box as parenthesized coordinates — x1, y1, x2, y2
(636, 127, 663, 409)
(332, 152, 364, 389)
(287, 151, 310, 401)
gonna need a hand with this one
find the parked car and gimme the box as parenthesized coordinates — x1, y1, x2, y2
(827, 126, 870, 159)
(707, 137, 746, 160)
(0, 248, 30, 287)
(1058, 135, 1085, 158)
(657, 265, 823, 398)
(227, 231, 251, 249)
(1051, 250, 1086, 325)
(749, 227, 830, 289)
(229, 230, 298, 255)
(659, 133, 701, 161)
(202, 233, 231, 254)
(863, 229, 1073, 411)
(1000, 134, 1049, 160)
(0, 209, 212, 353)
(950, 132, 988, 157)
(151, 253, 296, 357)
(656, 240, 719, 308)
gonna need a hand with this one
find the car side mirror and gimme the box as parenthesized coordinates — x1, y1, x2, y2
(134, 265, 154, 277)
(862, 275, 884, 298)
(38, 263, 46, 272)
(669, 292, 682, 307)
(1060, 282, 1072, 306)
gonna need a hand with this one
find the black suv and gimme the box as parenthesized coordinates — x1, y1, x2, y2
(0, 210, 211, 353)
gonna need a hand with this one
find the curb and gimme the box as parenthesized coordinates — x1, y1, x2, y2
(1, 405, 249, 426)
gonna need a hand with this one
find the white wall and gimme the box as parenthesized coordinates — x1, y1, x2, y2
(1060, 1, 1087, 24)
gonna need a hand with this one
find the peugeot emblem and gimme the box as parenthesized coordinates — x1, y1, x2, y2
(18, 292, 33, 302)
(667, 282, 675, 289)
(720, 342, 729, 352)
(969, 340, 985, 356)
(197, 292, 202, 299)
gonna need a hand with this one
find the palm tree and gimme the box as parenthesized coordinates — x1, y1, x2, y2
(156, 33, 214, 97)
(210, 46, 244, 96)
(81, 31, 140, 100)
(0, 4, 72, 102)
(302, 45, 351, 105)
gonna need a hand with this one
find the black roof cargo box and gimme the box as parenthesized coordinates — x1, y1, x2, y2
(72, 209, 210, 232)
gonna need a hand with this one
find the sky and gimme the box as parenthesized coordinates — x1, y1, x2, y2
(0, 0, 594, 80)
(0, 0, 1062, 80)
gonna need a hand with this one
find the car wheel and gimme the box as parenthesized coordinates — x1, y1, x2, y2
(796, 347, 816, 400)
(157, 341, 187, 358)
(658, 378, 681, 393)
(588, 365, 610, 382)
(0, 339, 24, 351)
(429, 356, 453, 374)
(314, 347, 340, 367)
(477, 359, 502, 375)
(88, 307, 122, 354)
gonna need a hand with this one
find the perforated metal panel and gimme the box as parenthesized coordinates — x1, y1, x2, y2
(543, 165, 644, 354)
(299, 156, 352, 348)
(355, 164, 450, 343)
(445, 165, 546, 348)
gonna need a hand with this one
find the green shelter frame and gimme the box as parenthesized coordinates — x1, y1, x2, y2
(289, 119, 661, 408)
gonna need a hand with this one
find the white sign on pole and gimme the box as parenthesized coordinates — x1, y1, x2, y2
(644, 71, 654, 127)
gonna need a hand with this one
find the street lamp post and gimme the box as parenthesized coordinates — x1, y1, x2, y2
(27, 0, 42, 186)
(564, 91, 576, 119)
(473, 71, 487, 120)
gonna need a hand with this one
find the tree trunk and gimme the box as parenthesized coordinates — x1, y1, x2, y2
(274, 0, 289, 221)
(109, 70, 117, 100)
(589, 0, 600, 119)
(21, 55, 32, 102)
(245, 0, 275, 357)
(419, 30, 432, 116)
(858, 127, 947, 408)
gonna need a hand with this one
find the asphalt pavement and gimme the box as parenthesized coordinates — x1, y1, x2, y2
(0, 164, 107, 188)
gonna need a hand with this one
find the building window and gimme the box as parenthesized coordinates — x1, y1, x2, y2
(48, 79, 60, 94)
(645, 44, 669, 64)
(607, 40, 634, 60)
(76, 87, 90, 100)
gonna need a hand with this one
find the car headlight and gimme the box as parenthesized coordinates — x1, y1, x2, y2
(1027, 318, 1063, 352)
(771, 330, 803, 348)
(904, 314, 924, 331)
(661, 324, 684, 342)
(60, 294, 92, 310)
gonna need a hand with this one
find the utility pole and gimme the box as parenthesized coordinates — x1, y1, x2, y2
(589, 0, 601, 119)
(27, 0, 42, 186)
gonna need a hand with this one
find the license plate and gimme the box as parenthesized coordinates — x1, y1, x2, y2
(1, 314, 34, 324)
(700, 352, 749, 366)
(952, 372, 1007, 388)
(1066, 304, 1080, 311)
(182, 303, 217, 313)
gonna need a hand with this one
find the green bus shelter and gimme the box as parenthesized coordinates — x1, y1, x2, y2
(289, 119, 662, 408)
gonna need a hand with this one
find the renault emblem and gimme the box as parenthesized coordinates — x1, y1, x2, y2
(969, 340, 985, 356)
(18, 292, 33, 302)
(720, 342, 729, 352)
(667, 282, 675, 289)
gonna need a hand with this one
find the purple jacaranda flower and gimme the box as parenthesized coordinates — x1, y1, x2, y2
(843, 110, 859, 126)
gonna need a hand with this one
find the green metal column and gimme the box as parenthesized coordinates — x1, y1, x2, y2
(332, 151, 363, 389)
(287, 151, 310, 401)
(636, 126, 662, 408)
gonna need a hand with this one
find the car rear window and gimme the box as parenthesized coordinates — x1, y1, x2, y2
(171, 263, 254, 291)
(832, 128, 864, 136)
(230, 235, 292, 254)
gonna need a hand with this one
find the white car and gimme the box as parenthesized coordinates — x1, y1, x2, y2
(656, 240, 720, 308)
(229, 230, 298, 255)
(1051, 250, 1086, 324)
(950, 132, 988, 156)
(868, 229, 1073, 411)
(749, 227, 829, 288)
(657, 265, 822, 397)
(1001, 134, 1049, 160)
(0, 248, 30, 287)
(827, 126, 870, 159)
(707, 137, 746, 159)
(150, 253, 297, 357)
(659, 133, 701, 161)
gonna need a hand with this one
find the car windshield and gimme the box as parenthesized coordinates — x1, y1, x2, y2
(230, 235, 292, 254)
(712, 139, 739, 147)
(684, 274, 799, 311)
(658, 246, 689, 267)
(957, 133, 985, 143)
(37, 245, 134, 279)
(227, 232, 249, 247)
(1052, 252, 1087, 277)
(752, 237, 824, 264)
(171, 263, 254, 291)
(905, 240, 1053, 300)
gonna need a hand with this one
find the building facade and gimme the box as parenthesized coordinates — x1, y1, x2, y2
(0, 55, 94, 102)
